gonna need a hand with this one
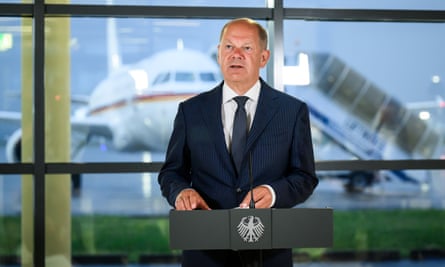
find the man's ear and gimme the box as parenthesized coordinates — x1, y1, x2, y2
(216, 45, 221, 64)
(260, 50, 270, 67)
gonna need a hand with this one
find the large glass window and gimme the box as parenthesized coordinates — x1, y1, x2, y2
(68, 18, 223, 163)
(65, 18, 269, 164)
(1, 2, 444, 267)
(283, 20, 445, 160)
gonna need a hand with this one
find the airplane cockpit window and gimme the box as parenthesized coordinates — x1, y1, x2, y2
(175, 72, 194, 82)
(200, 72, 217, 82)
(152, 72, 171, 85)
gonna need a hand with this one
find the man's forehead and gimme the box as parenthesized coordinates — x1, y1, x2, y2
(221, 37, 255, 44)
(222, 29, 257, 43)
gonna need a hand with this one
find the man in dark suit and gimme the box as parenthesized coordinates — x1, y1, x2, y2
(158, 17, 318, 267)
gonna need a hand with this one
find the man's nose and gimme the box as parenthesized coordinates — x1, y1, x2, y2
(231, 47, 244, 58)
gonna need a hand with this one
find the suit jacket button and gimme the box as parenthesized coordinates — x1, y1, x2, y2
(236, 188, 242, 193)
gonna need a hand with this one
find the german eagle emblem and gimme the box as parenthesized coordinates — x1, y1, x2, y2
(237, 215, 265, 243)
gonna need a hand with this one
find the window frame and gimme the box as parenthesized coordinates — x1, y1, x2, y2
(1, 1, 445, 266)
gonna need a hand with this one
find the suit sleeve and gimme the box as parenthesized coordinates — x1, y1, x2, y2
(158, 103, 192, 207)
(270, 102, 318, 208)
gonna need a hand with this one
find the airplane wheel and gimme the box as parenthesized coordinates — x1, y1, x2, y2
(344, 171, 373, 193)
(72, 174, 82, 197)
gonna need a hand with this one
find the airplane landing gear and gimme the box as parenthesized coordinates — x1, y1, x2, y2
(72, 174, 82, 197)
(344, 171, 375, 193)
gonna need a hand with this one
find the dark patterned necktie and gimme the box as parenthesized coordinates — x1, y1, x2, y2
(231, 96, 249, 175)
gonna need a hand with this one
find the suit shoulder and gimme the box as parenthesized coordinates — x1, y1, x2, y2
(261, 79, 305, 105)
(182, 84, 221, 106)
(269, 87, 307, 108)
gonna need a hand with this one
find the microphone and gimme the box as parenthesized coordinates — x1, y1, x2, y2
(248, 152, 255, 209)
(245, 152, 263, 267)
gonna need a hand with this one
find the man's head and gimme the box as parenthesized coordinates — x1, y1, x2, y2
(217, 18, 270, 94)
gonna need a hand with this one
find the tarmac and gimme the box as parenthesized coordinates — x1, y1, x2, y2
(2, 145, 445, 216)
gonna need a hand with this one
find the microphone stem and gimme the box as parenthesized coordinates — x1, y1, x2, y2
(249, 152, 255, 209)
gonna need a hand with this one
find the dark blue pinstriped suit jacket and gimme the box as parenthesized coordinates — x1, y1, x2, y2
(158, 78, 318, 210)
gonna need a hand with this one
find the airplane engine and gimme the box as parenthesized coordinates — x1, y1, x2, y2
(5, 127, 83, 196)
(5, 128, 22, 163)
(5, 127, 90, 162)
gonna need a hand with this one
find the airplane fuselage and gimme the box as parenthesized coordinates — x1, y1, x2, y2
(82, 48, 221, 153)
(87, 93, 195, 152)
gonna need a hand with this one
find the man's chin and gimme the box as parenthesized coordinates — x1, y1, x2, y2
(224, 72, 246, 81)
(224, 77, 245, 85)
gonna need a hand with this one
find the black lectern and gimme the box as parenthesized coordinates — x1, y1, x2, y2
(169, 208, 333, 250)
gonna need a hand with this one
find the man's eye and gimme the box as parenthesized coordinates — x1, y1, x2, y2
(244, 46, 253, 52)
(225, 45, 233, 50)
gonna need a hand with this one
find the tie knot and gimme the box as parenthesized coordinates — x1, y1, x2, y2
(233, 96, 248, 108)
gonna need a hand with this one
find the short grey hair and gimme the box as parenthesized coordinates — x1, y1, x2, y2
(219, 18, 268, 50)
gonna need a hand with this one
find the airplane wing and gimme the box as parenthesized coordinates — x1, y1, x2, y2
(0, 110, 113, 140)
(71, 115, 113, 140)
(0, 110, 21, 126)
(71, 94, 90, 105)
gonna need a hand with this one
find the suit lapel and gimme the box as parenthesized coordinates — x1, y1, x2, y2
(199, 84, 234, 165)
(246, 82, 280, 152)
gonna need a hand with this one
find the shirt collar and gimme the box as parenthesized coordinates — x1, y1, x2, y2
(222, 80, 261, 104)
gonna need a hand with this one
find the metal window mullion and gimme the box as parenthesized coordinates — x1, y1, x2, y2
(45, 5, 273, 19)
(267, 0, 284, 90)
(33, 1, 46, 267)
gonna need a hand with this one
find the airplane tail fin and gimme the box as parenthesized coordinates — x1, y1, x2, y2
(107, 17, 122, 74)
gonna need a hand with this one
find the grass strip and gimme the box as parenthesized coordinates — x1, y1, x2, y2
(1, 209, 444, 262)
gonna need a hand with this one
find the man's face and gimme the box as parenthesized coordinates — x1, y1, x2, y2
(217, 22, 270, 90)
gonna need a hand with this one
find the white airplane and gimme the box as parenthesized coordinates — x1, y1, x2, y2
(1, 47, 221, 163)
